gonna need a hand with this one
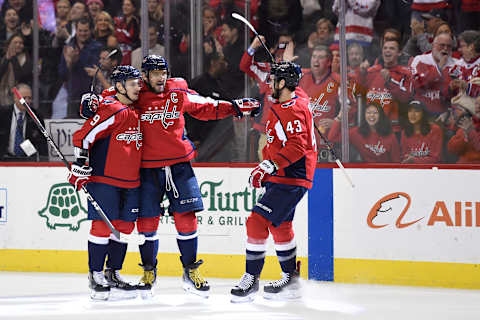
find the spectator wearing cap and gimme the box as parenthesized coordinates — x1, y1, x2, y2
(87, 0, 104, 21)
(446, 95, 480, 163)
(404, 13, 448, 58)
(410, 2, 450, 23)
(410, 33, 458, 117)
(400, 100, 443, 163)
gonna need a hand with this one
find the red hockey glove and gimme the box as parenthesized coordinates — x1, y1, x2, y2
(80, 93, 101, 119)
(68, 162, 92, 191)
(249, 160, 278, 188)
(232, 98, 261, 118)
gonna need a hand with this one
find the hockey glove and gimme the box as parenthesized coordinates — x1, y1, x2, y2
(80, 93, 102, 119)
(232, 98, 261, 118)
(249, 160, 278, 188)
(68, 162, 92, 191)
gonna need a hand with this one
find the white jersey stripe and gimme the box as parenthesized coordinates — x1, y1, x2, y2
(83, 116, 116, 150)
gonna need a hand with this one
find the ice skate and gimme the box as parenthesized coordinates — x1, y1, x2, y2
(104, 268, 138, 299)
(182, 259, 210, 298)
(230, 273, 259, 303)
(263, 261, 301, 300)
(88, 271, 110, 301)
(136, 264, 157, 299)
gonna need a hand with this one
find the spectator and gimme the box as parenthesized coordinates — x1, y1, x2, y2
(299, 45, 340, 162)
(348, 42, 365, 69)
(87, 0, 104, 21)
(450, 30, 480, 97)
(332, 0, 381, 56)
(375, 28, 410, 66)
(210, 0, 259, 26)
(148, 0, 163, 27)
(55, 0, 71, 28)
(0, 33, 32, 106)
(52, 1, 88, 48)
(131, 24, 164, 71)
(410, 33, 457, 117)
(218, 17, 244, 97)
(186, 52, 232, 162)
(93, 10, 115, 45)
(54, 17, 102, 118)
(0, 0, 32, 25)
(447, 94, 480, 163)
(0, 83, 47, 161)
(114, 0, 140, 65)
(84, 46, 122, 94)
(106, 34, 118, 48)
(257, 0, 303, 49)
(0, 8, 20, 54)
(358, 38, 412, 133)
(328, 102, 401, 163)
(307, 18, 334, 50)
(401, 100, 444, 163)
(403, 15, 446, 57)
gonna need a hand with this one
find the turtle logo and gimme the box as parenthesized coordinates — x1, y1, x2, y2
(38, 183, 88, 231)
(367, 192, 424, 229)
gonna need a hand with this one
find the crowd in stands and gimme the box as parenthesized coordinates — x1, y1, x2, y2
(0, 0, 479, 164)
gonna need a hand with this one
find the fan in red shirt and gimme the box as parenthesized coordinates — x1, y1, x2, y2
(400, 100, 444, 163)
(231, 62, 317, 302)
(69, 66, 142, 300)
(329, 102, 401, 163)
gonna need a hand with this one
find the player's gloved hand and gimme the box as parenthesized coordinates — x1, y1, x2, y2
(232, 98, 261, 118)
(249, 160, 278, 188)
(80, 93, 101, 119)
(68, 162, 92, 191)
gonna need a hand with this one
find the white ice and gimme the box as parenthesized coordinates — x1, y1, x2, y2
(1, 272, 479, 320)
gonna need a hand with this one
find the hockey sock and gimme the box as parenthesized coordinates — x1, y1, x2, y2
(106, 238, 128, 270)
(276, 247, 297, 273)
(88, 240, 108, 272)
(246, 249, 265, 275)
(139, 232, 158, 267)
(177, 234, 197, 267)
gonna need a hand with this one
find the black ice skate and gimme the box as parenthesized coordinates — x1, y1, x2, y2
(136, 263, 157, 299)
(104, 268, 138, 299)
(182, 259, 210, 298)
(88, 271, 110, 300)
(263, 261, 301, 300)
(230, 273, 259, 303)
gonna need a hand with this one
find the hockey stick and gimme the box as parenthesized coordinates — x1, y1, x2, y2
(12, 87, 122, 239)
(314, 123, 355, 188)
(232, 13, 275, 63)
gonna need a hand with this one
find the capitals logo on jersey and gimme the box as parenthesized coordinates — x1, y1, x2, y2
(141, 92, 181, 129)
(116, 120, 142, 150)
(366, 88, 393, 108)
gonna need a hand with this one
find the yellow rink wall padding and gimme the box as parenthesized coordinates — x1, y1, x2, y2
(334, 258, 480, 289)
(0, 249, 308, 280)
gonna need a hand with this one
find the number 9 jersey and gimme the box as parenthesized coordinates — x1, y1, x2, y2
(261, 87, 317, 189)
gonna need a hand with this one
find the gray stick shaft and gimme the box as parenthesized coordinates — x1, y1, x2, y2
(12, 88, 120, 238)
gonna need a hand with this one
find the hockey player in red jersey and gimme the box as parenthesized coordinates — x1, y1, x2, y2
(133, 55, 260, 298)
(68, 66, 143, 300)
(231, 62, 317, 302)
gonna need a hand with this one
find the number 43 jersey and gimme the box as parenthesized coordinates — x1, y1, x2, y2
(262, 87, 318, 189)
(73, 97, 142, 188)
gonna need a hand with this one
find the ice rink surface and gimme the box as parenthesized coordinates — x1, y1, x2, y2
(1, 272, 480, 320)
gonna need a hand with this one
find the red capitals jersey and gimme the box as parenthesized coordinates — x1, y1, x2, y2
(73, 97, 142, 188)
(328, 120, 400, 162)
(450, 55, 480, 98)
(410, 53, 457, 115)
(299, 70, 339, 121)
(239, 51, 275, 132)
(360, 64, 412, 129)
(137, 78, 238, 167)
(262, 88, 317, 189)
(400, 124, 443, 163)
